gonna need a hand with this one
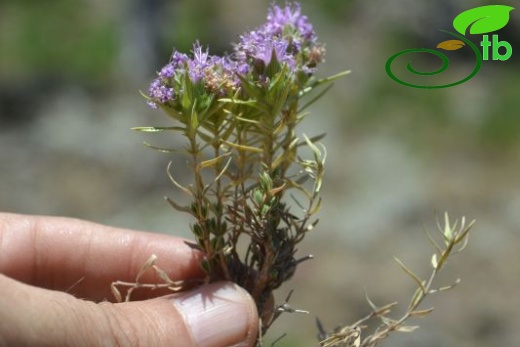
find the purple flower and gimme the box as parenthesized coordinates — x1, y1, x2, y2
(264, 2, 316, 43)
(233, 2, 322, 77)
(171, 51, 188, 68)
(148, 78, 174, 108)
(159, 64, 175, 78)
(146, 1, 323, 109)
(235, 31, 295, 68)
(159, 51, 188, 79)
(255, 37, 294, 67)
(188, 41, 211, 83)
(235, 30, 264, 60)
(202, 55, 242, 95)
(235, 60, 250, 75)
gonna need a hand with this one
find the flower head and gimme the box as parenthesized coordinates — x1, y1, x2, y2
(264, 2, 316, 43)
(159, 51, 189, 79)
(159, 64, 175, 79)
(146, 2, 324, 109)
(147, 78, 174, 108)
(235, 30, 295, 68)
(233, 2, 323, 77)
(202, 55, 242, 95)
(171, 51, 189, 68)
(187, 41, 212, 83)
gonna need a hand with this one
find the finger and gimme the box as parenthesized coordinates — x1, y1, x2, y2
(0, 213, 204, 301)
(0, 275, 259, 347)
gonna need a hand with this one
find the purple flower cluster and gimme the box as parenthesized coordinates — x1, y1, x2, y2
(147, 2, 324, 109)
(234, 30, 296, 70)
(264, 2, 317, 48)
(147, 79, 174, 108)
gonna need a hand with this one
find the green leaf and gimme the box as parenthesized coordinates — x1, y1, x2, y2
(188, 102, 199, 138)
(393, 256, 426, 293)
(165, 197, 193, 214)
(218, 98, 257, 106)
(198, 152, 231, 169)
(266, 48, 282, 77)
(300, 70, 351, 97)
(181, 72, 194, 110)
(298, 83, 334, 113)
(236, 75, 264, 100)
(131, 126, 185, 132)
(222, 140, 263, 153)
(142, 141, 185, 153)
(200, 259, 212, 274)
(453, 5, 514, 35)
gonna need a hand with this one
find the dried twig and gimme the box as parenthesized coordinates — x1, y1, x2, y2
(318, 213, 474, 347)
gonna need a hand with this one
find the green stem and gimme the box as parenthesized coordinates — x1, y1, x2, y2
(188, 134, 213, 264)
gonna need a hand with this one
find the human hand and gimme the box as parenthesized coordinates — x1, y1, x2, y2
(0, 213, 258, 347)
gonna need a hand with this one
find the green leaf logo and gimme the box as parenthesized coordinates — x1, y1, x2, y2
(453, 5, 514, 35)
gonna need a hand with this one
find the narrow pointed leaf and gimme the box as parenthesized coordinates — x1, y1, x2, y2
(455, 219, 475, 243)
(298, 83, 334, 112)
(214, 157, 232, 182)
(155, 267, 174, 284)
(198, 152, 231, 169)
(165, 196, 193, 214)
(303, 134, 322, 157)
(394, 256, 426, 292)
(142, 142, 185, 153)
(409, 287, 423, 308)
(364, 289, 378, 311)
(190, 109, 199, 137)
(425, 229, 443, 254)
(308, 197, 322, 215)
(305, 70, 351, 92)
(223, 140, 264, 153)
(131, 126, 186, 132)
(409, 307, 435, 317)
(136, 254, 157, 281)
(438, 278, 461, 291)
(166, 161, 192, 195)
(395, 325, 419, 333)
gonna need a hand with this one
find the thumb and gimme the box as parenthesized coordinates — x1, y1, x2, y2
(0, 276, 259, 347)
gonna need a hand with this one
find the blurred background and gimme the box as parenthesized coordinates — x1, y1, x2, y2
(1, 0, 519, 346)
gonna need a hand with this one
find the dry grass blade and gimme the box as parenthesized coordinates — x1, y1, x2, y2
(320, 326, 361, 347)
(425, 229, 443, 254)
(136, 254, 157, 282)
(166, 161, 192, 195)
(409, 307, 434, 317)
(395, 325, 419, 333)
(393, 256, 425, 293)
(329, 214, 475, 347)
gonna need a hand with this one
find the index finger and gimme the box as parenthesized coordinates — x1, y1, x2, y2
(0, 213, 204, 301)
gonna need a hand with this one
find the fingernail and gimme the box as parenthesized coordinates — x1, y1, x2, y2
(172, 282, 255, 347)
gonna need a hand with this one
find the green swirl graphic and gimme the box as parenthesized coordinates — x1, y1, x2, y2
(385, 31, 483, 89)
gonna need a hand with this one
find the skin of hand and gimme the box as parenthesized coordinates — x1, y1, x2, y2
(0, 213, 259, 347)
